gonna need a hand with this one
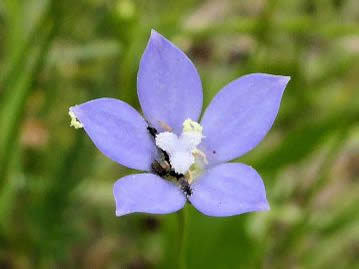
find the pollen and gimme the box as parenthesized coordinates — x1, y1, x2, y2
(183, 118, 203, 134)
(155, 119, 206, 176)
(69, 110, 84, 129)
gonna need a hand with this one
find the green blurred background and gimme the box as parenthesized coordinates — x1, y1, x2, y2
(0, 0, 359, 268)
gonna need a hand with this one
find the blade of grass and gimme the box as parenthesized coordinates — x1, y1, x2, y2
(0, 1, 60, 184)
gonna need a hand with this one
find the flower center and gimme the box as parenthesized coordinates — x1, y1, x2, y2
(155, 119, 207, 181)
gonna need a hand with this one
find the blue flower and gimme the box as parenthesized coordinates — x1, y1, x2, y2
(70, 30, 290, 217)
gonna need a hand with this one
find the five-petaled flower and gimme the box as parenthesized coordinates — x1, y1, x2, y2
(69, 30, 290, 217)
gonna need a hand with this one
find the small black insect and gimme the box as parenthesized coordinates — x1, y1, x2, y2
(151, 159, 170, 177)
(178, 177, 193, 197)
(147, 126, 158, 138)
(147, 125, 171, 171)
(169, 170, 182, 179)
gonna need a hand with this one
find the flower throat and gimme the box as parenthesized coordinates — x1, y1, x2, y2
(147, 119, 207, 197)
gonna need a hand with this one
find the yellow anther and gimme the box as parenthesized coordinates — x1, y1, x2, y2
(183, 119, 203, 134)
(185, 162, 203, 184)
(69, 110, 83, 129)
(159, 120, 173, 132)
(192, 148, 208, 165)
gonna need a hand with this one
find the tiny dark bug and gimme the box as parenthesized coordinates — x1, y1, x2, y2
(148, 126, 172, 176)
(151, 159, 170, 177)
(178, 177, 193, 197)
(147, 126, 158, 138)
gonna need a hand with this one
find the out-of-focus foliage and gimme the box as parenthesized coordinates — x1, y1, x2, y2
(0, 0, 358, 268)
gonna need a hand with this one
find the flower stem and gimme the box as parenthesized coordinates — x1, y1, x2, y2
(177, 206, 188, 269)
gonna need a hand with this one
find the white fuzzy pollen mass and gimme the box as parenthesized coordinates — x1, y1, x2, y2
(69, 109, 83, 129)
(155, 119, 204, 174)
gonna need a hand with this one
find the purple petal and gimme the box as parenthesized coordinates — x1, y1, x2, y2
(189, 163, 269, 217)
(71, 98, 156, 171)
(114, 173, 186, 216)
(200, 73, 290, 164)
(137, 30, 203, 135)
